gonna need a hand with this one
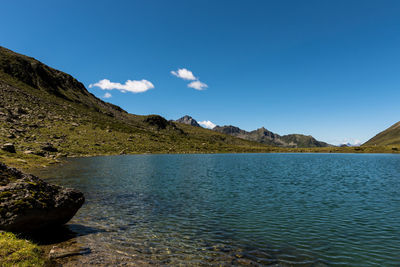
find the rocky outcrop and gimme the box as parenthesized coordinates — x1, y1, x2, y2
(0, 162, 84, 232)
(1, 143, 16, 153)
(143, 115, 169, 129)
(175, 115, 201, 127)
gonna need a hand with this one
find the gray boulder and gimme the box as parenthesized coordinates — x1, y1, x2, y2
(0, 162, 84, 232)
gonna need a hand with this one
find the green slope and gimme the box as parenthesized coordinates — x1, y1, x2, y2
(363, 121, 400, 146)
(0, 46, 275, 168)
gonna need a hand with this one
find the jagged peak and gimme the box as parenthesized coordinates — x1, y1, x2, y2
(175, 115, 200, 127)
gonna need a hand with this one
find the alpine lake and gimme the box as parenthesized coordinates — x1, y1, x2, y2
(36, 153, 400, 266)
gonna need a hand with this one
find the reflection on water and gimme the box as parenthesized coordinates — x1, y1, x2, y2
(37, 153, 400, 266)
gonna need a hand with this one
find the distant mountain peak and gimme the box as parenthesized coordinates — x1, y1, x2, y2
(255, 127, 270, 133)
(175, 115, 200, 127)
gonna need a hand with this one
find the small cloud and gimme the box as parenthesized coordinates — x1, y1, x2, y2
(103, 92, 112, 98)
(199, 120, 216, 129)
(89, 79, 154, 93)
(171, 68, 197, 80)
(188, 80, 208, 91)
(171, 68, 208, 91)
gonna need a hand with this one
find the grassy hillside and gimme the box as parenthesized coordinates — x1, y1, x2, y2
(363, 121, 400, 146)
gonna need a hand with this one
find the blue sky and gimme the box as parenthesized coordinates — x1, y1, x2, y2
(1, 1, 400, 145)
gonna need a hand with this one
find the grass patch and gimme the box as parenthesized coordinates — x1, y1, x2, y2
(0, 231, 46, 267)
(0, 151, 56, 172)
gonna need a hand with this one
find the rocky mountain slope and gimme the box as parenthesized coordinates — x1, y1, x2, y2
(363, 121, 400, 146)
(175, 115, 200, 127)
(213, 125, 331, 148)
(0, 46, 275, 168)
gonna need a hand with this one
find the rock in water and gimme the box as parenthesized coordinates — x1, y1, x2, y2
(49, 245, 91, 259)
(0, 162, 84, 232)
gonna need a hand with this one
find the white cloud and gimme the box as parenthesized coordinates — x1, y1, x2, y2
(199, 120, 216, 129)
(103, 92, 112, 98)
(353, 139, 362, 146)
(171, 68, 208, 91)
(188, 80, 208, 90)
(89, 79, 154, 93)
(171, 68, 197, 80)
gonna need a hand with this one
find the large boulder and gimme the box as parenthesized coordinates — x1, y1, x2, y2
(0, 162, 84, 232)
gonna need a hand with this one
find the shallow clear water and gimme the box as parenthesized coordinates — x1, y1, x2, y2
(38, 153, 400, 266)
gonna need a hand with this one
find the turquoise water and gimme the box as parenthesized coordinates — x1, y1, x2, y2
(39, 153, 400, 266)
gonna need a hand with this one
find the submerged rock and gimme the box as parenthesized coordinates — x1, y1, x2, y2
(0, 162, 84, 232)
(49, 245, 91, 259)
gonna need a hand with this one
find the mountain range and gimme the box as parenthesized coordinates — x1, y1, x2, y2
(176, 116, 331, 148)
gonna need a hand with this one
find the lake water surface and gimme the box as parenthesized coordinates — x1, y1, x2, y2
(38, 153, 400, 266)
